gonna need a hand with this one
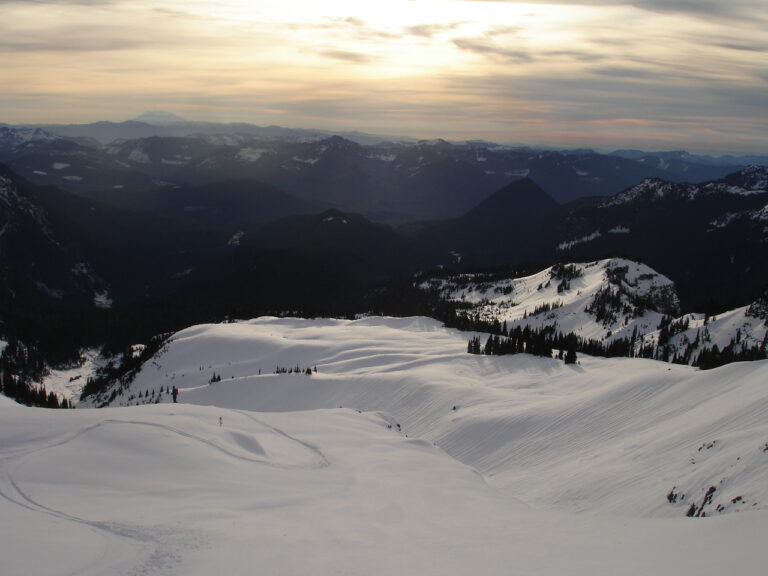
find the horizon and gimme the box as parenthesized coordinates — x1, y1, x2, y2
(1, 1, 767, 156)
(4, 111, 768, 159)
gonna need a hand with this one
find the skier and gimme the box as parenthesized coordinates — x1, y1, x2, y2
(172, 386, 178, 403)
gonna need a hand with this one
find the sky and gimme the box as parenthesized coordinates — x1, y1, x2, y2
(1, 0, 767, 154)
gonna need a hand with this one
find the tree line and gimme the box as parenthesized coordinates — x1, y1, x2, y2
(0, 337, 72, 408)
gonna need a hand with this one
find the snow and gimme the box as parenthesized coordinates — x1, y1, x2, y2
(608, 225, 630, 234)
(52, 162, 70, 170)
(63, 175, 83, 181)
(128, 147, 151, 164)
(94, 290, 112, 309)
(752, 204, 768, 222)
(34, 280, 64, 299)
(726, 185, 765, 196)
(32, 170, 48, 176)
(608, 171, 768, 207)
(421, 258, 677, 344)
(710, 212, 740, 230)
(236, 147, 268, 162)
(369, 152, 396, 162)
(292, 155, 320, 164)
(6, 315, 768, 575)
(558, 230, 602, 250)
(643, 306, 768, 359)
(41, 349, 102, 403)
(0, 126, 57, 147)
(227, 230, 244, 247)
(323, 215, 348, 224)
(708, 203, 768, 235)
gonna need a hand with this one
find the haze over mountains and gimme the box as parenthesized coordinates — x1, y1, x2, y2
(3, 115, 767, 216)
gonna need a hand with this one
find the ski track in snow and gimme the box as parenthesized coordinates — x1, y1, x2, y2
(232, 410, 330, 467)
(0, 419, 211, 575)
(0, 461, 198, 576)
(5, 316, 768, 575)
(99, 316, 768, 519)
(0, 410, 331, 575)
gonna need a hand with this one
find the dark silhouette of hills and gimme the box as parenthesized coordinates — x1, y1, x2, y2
(419, 178, 564, 266)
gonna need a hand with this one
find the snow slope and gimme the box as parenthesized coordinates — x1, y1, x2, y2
(421, 257, 767, 362)
(641, 305, 768, 362)
(5, 316, 768, 575)
(86, 316, 768, 517)
(422, 258, 678, 343)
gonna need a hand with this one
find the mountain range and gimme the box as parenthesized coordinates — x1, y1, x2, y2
(2, 155, 766, 321)
(2, 123, 765, 220)
(1, 118, 767, 404)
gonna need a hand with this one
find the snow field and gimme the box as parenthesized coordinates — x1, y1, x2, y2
(120, 316, 768, 518)
(5, 315, 768, 575)
(3, 398, 767, 576)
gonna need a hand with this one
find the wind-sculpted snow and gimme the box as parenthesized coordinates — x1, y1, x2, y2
(87, 315, 768, 519)
(4, 316, 768, 575)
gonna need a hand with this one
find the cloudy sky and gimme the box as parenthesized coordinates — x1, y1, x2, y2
(2, 0, 767, 154)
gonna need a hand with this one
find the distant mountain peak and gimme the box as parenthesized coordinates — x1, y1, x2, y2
(464, 178, 559, 217)
(604, 167, 768, 207)
(723, 165, 768, 191)
(131, 111, 186, 125)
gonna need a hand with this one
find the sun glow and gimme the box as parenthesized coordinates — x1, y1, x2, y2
(1, 0, 766, 152)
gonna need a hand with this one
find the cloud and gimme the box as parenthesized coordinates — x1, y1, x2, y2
(2, 0, 766, 154)
(403, 22, 462, 38)
(713, 42, 768, 54)
(453, 38, 534, 62)
(327, 16, 464, 41)
(0, 0, 122, 4)
(588, 65, 666, 80)
(0, 24, 168, 52)
(455, 0, 766, 23)
(317, 50, 377, 64)
(632, 0, 765, 22)
(545, 50, 605, 62)
(1, 37, 143, 53)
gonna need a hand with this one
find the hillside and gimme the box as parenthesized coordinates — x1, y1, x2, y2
(419, 178, 564, 266)
(5, 316, 766, 574)
(81, 316, 768, 519)
(559, 166, 768, 309)
(420, 258, 766, 365)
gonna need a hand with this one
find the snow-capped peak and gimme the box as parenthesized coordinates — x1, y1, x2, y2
(604, 168, 768, 207)
(0, 126, 58, 149)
